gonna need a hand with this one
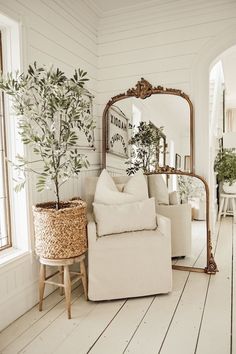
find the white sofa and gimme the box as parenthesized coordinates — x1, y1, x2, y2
(85, 175, 172, 301)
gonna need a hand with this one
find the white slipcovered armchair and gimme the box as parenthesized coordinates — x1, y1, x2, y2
(148, 174, 192, 258)
(85, 175, 172, 301)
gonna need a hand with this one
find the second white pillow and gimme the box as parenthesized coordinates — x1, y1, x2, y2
(94, 169, 148, 205)
(93, 198, 157, 237)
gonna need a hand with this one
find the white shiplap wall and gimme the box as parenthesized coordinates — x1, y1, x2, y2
(97, 0, 236, 177)
(0, 0, 100, 331)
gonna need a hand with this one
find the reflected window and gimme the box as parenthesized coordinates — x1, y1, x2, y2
(169, 140, 175, 167)
(132, 104, 141, 128)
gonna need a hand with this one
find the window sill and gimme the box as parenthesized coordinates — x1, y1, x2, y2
(0, 248, 31, 268)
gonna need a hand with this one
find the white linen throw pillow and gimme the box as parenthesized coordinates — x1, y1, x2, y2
(94, 169, 148, 205)
(169, 191, 179, 205)
(148, 174, 169, 205)
(93, 198, 157, 237)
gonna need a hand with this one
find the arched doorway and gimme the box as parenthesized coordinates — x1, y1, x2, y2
(191, 22, 236, 227)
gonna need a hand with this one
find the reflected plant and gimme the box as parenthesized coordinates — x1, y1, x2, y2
(125, 121, 164, 175)
(177, 175, 205, 202)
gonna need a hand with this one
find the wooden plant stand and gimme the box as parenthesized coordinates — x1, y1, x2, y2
(38, 254, 87, 319)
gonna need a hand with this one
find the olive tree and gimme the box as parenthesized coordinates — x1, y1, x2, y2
(0, 63, 95, 209)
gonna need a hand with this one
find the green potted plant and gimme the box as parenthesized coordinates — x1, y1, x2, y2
(126, 121, 164, 175)
(0, 62, 95, 259)
(214, 148, 236, 193)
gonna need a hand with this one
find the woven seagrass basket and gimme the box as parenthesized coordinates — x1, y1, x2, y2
(33, 200, 87, 259)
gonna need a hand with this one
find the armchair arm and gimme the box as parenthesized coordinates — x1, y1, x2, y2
(87, 213, 97, 248)
(157, 213, 171, 240)
(157, 203, 191, 220)
(157, 203, 192, 257)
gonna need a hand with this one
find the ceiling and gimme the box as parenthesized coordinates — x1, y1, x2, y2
(88, 0, 155, 14)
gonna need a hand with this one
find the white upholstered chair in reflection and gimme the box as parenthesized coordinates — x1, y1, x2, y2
(148, 174, 192, 258)
(85, 171, 172, 301)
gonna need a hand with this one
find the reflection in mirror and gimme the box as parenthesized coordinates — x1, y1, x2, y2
(173, 174, 206, 269)
(147, 171, 218, 273)
(125, 121, 166, 175)
(106, 95, 190, 175)
(102, 79, 193, 174)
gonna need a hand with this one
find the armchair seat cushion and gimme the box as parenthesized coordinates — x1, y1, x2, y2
(88, 223, 172, 300)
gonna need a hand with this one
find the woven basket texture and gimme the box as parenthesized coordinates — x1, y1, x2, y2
(33, 200, 87, 259)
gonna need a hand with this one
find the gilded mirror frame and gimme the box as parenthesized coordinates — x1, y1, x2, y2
(146, 169, 218, 274)
(102, 77, 194, 171)
(102, 78, 218, 274)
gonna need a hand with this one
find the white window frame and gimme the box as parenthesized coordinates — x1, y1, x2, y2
(0, 13, 31, 262)
(0, 77, 11, 251)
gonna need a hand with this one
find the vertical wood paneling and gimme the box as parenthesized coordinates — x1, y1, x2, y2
(0, 0, 100, 331)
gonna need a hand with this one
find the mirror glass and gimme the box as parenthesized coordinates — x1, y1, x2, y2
(162, 173, 208, 269)
(104, 82, 192, 175)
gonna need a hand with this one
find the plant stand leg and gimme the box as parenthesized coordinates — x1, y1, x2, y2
(80, 260, 88, 300)
(223, 197, 229, 217)
(59, 266, 64, 296)
(39, 263, 46, 311)
(232, 198, 236, 223)
(218, 196, 225, 221)
(64, 265, 71, 319)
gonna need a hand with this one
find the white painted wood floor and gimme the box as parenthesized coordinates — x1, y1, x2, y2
(0, 217, 235, 354)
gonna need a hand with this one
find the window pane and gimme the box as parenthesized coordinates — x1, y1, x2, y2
(0, 107, 11, 250)
(0, 197, 8, 247)
(0, 29, 11, 250)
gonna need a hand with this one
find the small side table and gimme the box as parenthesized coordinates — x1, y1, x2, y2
(218, 193, 236, 223)
(39, 254, 87, 319)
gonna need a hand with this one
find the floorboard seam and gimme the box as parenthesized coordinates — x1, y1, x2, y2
(230, 220, 234, 354)
(13, 286, 82, 354)
(122, 296, 156, 353)
(86, 299, 128, 353)
(157, 271, 191, 354)
(193, 273, 211, 354)
(193, 217, 224, 354)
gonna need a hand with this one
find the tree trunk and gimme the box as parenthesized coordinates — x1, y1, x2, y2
(55, 178, 60, 210)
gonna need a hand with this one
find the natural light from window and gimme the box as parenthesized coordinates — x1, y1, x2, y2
(0, 13, 30, 259)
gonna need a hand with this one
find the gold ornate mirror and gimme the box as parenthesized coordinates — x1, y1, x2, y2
(145, 170, 217, 274)
(101, 79, 218, 274)
(102, 78, 194, 173)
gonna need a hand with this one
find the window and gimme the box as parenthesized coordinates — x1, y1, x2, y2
(132, 103, 141, 128)
(0, 14, 30, 259)
(0, 32, 11, 250)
